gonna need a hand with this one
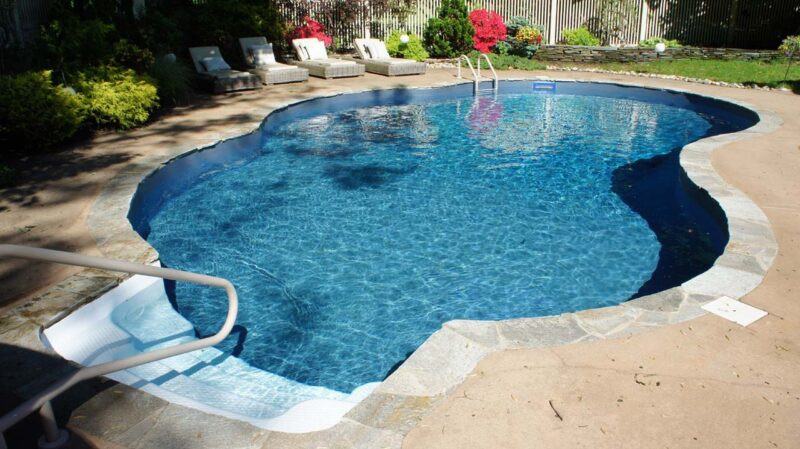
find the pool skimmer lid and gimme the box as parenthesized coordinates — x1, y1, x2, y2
(702, 296, 768, 327)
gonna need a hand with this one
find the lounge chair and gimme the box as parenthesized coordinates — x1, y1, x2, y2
(353, 38, 427, 76)
(189, 46, 261, 94)
(291, 38, 365, 79)
(238, 37, 309, 85)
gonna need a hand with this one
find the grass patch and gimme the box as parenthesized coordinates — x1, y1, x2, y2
(554, 59, 800, 90)
(466, 52, 547, 71)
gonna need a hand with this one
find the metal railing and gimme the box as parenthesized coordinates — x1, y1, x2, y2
(456, 54, 499, 95)
(0, 245, 239, 449)
(477, 53, 499, 93)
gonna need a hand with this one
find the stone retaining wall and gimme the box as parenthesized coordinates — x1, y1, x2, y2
(535, 45, 783, 64)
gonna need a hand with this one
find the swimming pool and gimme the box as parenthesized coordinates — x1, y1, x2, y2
(129, 81, 757, 399)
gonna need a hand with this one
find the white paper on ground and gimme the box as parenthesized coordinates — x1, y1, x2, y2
(701, 296, 768, 327)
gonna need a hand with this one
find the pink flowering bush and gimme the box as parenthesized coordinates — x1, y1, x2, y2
(288, 16, 333, 47)
(469, 9, 506, 53)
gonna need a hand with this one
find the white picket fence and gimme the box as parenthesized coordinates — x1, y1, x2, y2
(2, 0, 798, 50)
(279, 0, 799, 49)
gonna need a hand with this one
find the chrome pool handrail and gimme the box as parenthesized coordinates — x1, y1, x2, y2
(478, 53, 499, 92)
(456, 54, 480, 94)
(0, 244, 238, 449)
(457, 54, 499, 95)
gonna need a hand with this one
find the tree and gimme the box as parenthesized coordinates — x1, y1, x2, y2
(423, 0, 474, 58)
(778, 35, 800, 84)
(589, 0, 637, 45)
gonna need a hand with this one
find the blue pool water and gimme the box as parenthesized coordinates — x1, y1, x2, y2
(139, 83, 754, 393)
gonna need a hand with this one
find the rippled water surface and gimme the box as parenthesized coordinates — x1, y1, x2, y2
(146, 92, 732, 392)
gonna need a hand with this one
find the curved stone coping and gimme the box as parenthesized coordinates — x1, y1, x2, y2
(57, 77, 780, 446)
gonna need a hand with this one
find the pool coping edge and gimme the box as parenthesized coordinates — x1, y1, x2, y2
(3, 76, 782, 448)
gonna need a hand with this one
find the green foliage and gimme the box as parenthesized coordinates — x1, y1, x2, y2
(505, 16, 533, 36)
(0, 71, 85, 151)
(572, 58, 800, 91)
(113, 39, 155, 72)
(386, 32, 430, 61)
(74, 66, 159, 130)
(181, 0, 288, 66)
(148, 57, 194, 106)
(639, 37, 682, 48)
(467, 51, 546, 70)
(561, 27, 601, 46)
(423, 0, 474, 58)
(513, 26, 544, 57)
(779, 35, 800, 55)
(0, 164, 16, 188)
(593, 0, 637, 45)
(36, 13, 116, 78)
(778, 35, 800, 82)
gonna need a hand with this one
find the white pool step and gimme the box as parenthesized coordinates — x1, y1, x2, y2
(43, 274, 376, 432)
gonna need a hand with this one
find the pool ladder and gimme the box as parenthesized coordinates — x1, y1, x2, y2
(457, 54, 499, 96)
(0, 245, 239, 449)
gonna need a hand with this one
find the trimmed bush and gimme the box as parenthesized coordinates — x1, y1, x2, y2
(75, 66, 159, 130)
(423, 0, 474, 58)
(0, 71, 85, 150)
(561, 27, 600, 46)
(385, 32, 429, 61)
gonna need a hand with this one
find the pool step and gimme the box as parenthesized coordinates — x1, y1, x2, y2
(44, 275, 368, 431)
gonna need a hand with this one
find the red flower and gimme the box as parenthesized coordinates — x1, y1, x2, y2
(288, 16, 333, 47)
(469, 9, 507, 53)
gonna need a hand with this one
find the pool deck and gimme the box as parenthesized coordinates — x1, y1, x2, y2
(0, 69, 798, 449)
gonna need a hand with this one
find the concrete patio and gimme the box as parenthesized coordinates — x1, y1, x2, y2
(1, 69, 798, 449)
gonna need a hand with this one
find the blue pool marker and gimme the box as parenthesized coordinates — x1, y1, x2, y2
(532, 81, 557, 92)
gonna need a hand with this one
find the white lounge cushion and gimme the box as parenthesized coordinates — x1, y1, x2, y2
(300, 59, 354, 68)
(201, 56, 231, 72)
(249, 44, 276, 66)
(306, 40, 328, 60)
(259, 63, 298, 72)
(365, 40, 390, 60)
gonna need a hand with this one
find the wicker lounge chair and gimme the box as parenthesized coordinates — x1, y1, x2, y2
(353, 38, 427, 76)
(291, 38, 365, 79)
(189, 46, 261, 94)
(238, 37, 309, 85)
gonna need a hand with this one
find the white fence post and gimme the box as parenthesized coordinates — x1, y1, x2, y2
(638, 0, 649, 43)
(548, 0, 558, 45)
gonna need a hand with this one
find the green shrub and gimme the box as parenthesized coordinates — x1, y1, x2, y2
(0, 164, 16, 188)
(36, 13, 116, 78)
(113, 39, 156, 72)
(467, 51, 546, 70)
(423, 0, 474, 58)
(385, 32, 430, 61)
(0, 71, 85, 150)
(494, 17, 545, 58)
(778, 35, 800, 82)
(148, 56, 194, 106)
(74, 66, 159, 130)
(639, 36, 682, 48)
(180, 0, 287, 66)
(561, 27, 600, 46)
